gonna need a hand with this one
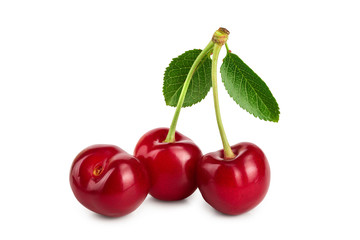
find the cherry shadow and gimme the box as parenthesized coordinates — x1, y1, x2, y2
(200, 200, 256, 219)
(90, 210, 135, 221)
(146, 196, 190, 206)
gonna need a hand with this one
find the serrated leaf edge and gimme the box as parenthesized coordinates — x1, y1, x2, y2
(221, 53, 280, 122)
(162, 49, 212, 108)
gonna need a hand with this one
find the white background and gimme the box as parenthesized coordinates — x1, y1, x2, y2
(1, 0, 359, 239)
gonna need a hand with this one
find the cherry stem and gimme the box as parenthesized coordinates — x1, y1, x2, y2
(211, 30, 235, 159)
(164, 41, 215, 143)
(225, 42, 230, 53)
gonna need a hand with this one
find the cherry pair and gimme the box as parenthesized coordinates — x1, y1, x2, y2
(69, 127, 270, 217)
(69, 127, 199, 217)
(69, 127, 200, 217)
(136, 128, 270, 215)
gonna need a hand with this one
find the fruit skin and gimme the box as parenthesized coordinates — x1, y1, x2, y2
(197, 142, 270, 215)
(134, 128, 202, 201)
(69, 145, 149, 217)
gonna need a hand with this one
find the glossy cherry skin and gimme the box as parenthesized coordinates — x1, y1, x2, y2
(134, 128, 202, 201)
(197, 142, 270, 215)
(70, 145, 149, 217)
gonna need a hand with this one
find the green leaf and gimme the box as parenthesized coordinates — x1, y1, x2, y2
(163, 49, 212, 107)
(220, 53, 280, 122)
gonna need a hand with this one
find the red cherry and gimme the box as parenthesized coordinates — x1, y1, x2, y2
(134, 128, 202, 201)
(197, 142, 270, 215)
(69, 145, 149, 217)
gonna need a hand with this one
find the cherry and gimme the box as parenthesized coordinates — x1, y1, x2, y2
(196, 29, 272, 215)
(69, 145, 149, 217)
(197, 142, 270, 215)
(134, 128, 202, 201)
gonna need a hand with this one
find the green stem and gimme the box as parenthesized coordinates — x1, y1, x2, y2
(211, 43, 235, 159)
(225, 42, 230, 53)
(164, 41, 215, 143)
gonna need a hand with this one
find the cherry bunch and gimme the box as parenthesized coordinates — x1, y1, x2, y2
(70, 28, 279, 217)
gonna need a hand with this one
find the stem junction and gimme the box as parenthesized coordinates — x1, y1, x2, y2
(165, 27, 236, 160)
(211, 28, 235, 159)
